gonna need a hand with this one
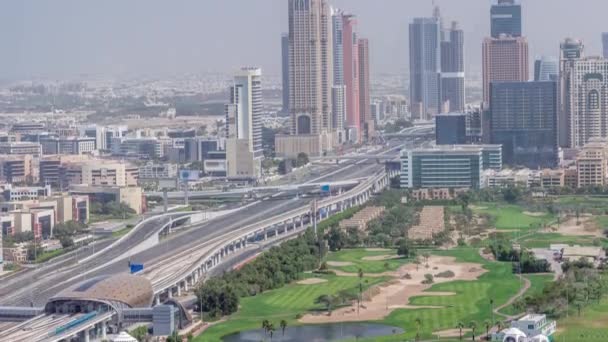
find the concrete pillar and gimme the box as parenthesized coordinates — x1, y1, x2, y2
(101, 322, 107, 339)
(84, 328, 90, 342)
(177, 285, 182, 297)
(184, 280, 189, 292)
(155, 296, 161, 305)
(168, 289, 173, 299)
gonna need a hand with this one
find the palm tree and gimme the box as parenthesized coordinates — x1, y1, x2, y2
(280, 320, 287, 336)
(414, 257, 421, 271)
(358, 268, 364, 315)
(496, 320, 504, 334)
(456, 321, 465, 341)
(422, 252, 431, 268)
(490, 298, 495, 328)
(483, 320, 491, 340)
(415, 317, 422, 341)
(468, 321, 477, 341)
(262, 319, 270, 338)
(267, 323, 275, 341)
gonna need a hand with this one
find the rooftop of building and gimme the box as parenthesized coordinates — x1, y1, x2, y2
(519, 313, 547, 323)
(47, 274, 153, 309)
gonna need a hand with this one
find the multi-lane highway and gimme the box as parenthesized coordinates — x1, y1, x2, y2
(0, 153, 389, 307)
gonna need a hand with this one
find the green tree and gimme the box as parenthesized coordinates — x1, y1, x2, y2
(296, 152, 309, 167)
(59, 236, 74, 249)
(358, 268, 364, 314)
(483, 320, 492, 340)
(262, 319, 270, 337)
(415, 317, 422, 341)
(130, 326, 148, 342)
(327, 226, 346, 251)
(280, 319, 287, 336)
(468, 321, 477, 341)
(456, 321, 465, 340)
(397, 239, 411, 257)
(267, 322, 275, 340)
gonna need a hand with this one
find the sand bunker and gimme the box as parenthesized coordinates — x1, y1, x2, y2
(365, 248, 391, 252)
(469, 205, 488, 210)
(361, 254, 400, 261)
(297, 278, 328, 285)
(434, 328, 471, 338)
(327, 261, 354, 267)
(549, 216, 604, 237)
(299, 255, 486, 323)
(523, 211, 546, 217)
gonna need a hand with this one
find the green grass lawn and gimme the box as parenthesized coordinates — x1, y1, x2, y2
(111, 225, 135, 238)
(35, 248, 65, 263)
(196, 274, 389, 342)
(554, 195, 608, 208)
(497, 273, 554, 316)
(517, 232, 602, 249)
(554, 296, 608, 342)
(325, 248, 410, 273)
(472, 203, 555, 231)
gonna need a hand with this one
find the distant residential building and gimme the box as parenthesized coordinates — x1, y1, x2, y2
(409, 14, 441, 119)
(40, 136, 96, 155)
(226, 67, 263, 179)
(358, 38, 373, 141)
(490, 0, 522, 38)
(576, 138, 608, 187)
(400, 145, 502, 189)
(490, 81, 558, 167)
(565, 56, 608, 148)
(139, 163, 178, 180)
(558, 38, 585, 147)
(276, 0, 334, 158)
(0, 155, 34, 184)
(534, 56, 558, 81)
(440, 21, 465, 113)
(0, 142, 42, 156)
(69, 185, 145, 214)
(482, 35, 529, 105)
(331, 9, 346, 142)
(435, 113, 467, 145)
(281, 32, 290, 114)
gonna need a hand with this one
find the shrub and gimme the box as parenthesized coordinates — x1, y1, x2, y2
(422, 274, 434, 284)
(435, 270, 455, 278)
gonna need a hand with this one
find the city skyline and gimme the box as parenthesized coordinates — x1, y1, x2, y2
(3, 0, 608, 79)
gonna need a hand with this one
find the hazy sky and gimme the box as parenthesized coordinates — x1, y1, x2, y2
(1, 0, 607, 80)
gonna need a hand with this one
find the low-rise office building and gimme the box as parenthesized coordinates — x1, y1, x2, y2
(576, 138, 608, 187)
(0, 154, 34, 183)
(40, 136, 96, 155)
(139, 163, 178, 180)
(0, 142, 42, 156)
(69, 185, 145, 214)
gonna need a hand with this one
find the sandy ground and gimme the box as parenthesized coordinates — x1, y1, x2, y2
(365, 248, 391, 252)
(327, 261, 354, 267)
(469, 205, 488, 210)
(549, 216, 603, 237)
(300, 256, 486, 323)
(361, 254, 400, 261)
(433, 328, 471, 338)
(523, 211, 546, 217)
(297, 278, 328, 285)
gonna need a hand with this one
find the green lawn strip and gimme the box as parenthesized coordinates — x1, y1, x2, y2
(554, 195, 608, 207)
(325, 248, 410, 273)
(472, 203, 554, 231)
(554, 297, 608, 342)
(517, 232, 602, 249)
(497, 273, 554, 316)
(196, 274, 389, 342)
(111, 225, 135, 238)
(356, 247, 521, 341)
(35, 248, 65, 263)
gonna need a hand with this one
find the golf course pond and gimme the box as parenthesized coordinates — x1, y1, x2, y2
(222, 322, 404, 341)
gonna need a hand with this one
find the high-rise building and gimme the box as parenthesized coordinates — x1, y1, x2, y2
(342, 14, 360, 141)
(482, 35, 529, 105)
(435, 113, 467, 145)
(409, 15, 441, 120)
(559, 38, 585, 147)
(358, 38, 372, 141)
(490, 81, 558, 168)
(603, 33, 608, 58)
(534, 56, 558, 81)
(276, 0, 334, 157)
(440, 21, 465, 113)
(331, 9, 346, 143)
(490, 0, 522, 38)
(281, 33, 290, 114)
(565, 57, 608, 148)
(226, 67, 263, 178)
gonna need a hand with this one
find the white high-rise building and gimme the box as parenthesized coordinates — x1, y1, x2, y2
(566, 57, 608, 148)
(276, 0, 334, 158)
(331, 8, 346, 143)
(226, 67, 263, 179)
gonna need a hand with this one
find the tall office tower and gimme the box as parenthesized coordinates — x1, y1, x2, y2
(409, 15, 441, 120)
(490, 0, 522, 38)
(440, 21, 465, 113)
(490, 81, 558, 168)
(435, 113, 467, 145)
(276, 0, 334, 158)
(358, 38, 372, 141)
(534, 56, 559, 81)
(559, 38, 585, 147)
(565, 57, 608, 148)
(482, 35, 529, 105)
(603, 33, 608, 58)
(225, 67, 263, 179)
(342, 14, 360, 141)
(281, 33, 290, 114)
(331, 9, 346, 143)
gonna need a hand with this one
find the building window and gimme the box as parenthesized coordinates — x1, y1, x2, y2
(588, 90, 600, 110)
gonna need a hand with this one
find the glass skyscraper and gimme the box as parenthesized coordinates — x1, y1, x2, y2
(490, 0, 522, 38)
